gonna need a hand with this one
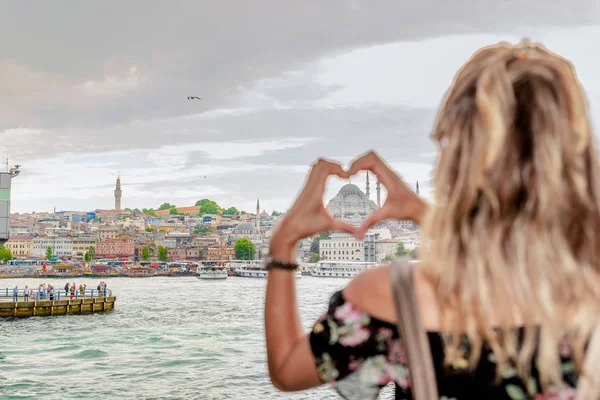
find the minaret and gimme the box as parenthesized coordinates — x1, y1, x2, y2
(376, 180, 381, 208)
(255, 198, 260, 231)
(416, 181, 420, 196)
(114, 175, 122, 211)
(365, 172, 370, 198)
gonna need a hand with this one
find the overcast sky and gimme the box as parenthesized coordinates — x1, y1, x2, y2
(1, 1, 599, 213)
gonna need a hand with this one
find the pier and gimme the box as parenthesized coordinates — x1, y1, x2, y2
(0, 288, 116, 318)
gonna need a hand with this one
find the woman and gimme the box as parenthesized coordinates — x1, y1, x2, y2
(264, 40, 600, 399)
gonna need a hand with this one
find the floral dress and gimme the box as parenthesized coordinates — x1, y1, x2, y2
(309, 291, 578, 400)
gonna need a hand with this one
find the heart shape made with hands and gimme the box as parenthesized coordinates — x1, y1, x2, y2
(278, 152, 423, 246)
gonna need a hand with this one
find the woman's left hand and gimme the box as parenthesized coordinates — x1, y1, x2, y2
(270, 158, 357, 261)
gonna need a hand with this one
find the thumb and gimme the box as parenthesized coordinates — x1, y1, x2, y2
(329, 218, 357, 236)
(355, 207, 390, 239)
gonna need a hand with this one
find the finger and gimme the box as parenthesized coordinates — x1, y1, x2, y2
(302, 159, 349, 197)
(347, 151, 403, 191)
(355, 207, 391, 239)
(329, 218, 357, 235)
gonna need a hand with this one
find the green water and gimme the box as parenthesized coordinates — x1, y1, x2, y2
(0, 276, 395, 399)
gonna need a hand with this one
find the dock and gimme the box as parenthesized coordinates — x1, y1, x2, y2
(0, 288, 116, 318)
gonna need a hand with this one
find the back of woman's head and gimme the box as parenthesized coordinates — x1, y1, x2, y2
(421, 40, 600, 387)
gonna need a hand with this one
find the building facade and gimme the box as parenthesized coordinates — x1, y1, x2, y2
(96, 239, 135, 258)
(5, 236, 33, 257)
(33, 237, 73, 258)
(319, 232, 365, 262)
(72, 236, 97, 259)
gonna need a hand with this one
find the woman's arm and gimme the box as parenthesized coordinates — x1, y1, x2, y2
(265, 237, 321, 391)
(264, 159, 356, 391)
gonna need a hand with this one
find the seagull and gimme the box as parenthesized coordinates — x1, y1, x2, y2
(187, 96, 201, 100)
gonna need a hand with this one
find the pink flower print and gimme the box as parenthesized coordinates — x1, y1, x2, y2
(333, 302, 365, 325)
(348, 356, 362, 371)
(339, 327, 371, 347)
(377, 327, 393, 339)
(388, 339, 408, 365)
(377, 370, 392, 386)
(536, 386, 576, 400)
(559, 337, 572, 358)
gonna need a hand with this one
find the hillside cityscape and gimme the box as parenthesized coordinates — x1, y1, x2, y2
(0, 173, 421, 269)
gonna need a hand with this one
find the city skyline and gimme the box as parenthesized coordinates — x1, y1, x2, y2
(1, 2, 598, 214)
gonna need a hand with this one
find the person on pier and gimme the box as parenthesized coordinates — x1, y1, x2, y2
(264, 40, 600, 399)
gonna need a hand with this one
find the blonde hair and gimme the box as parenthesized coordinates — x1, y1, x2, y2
(421, 40, 600, 388)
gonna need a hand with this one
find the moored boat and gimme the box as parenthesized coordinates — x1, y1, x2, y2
(196, 264, 228, 280)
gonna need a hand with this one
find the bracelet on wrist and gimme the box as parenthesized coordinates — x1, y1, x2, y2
(264, 256, 299, 271)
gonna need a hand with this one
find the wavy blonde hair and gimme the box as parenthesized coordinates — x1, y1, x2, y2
(421, 40, 600, 388)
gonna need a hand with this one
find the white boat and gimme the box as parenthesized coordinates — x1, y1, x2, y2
(309, 261, 377, 278)
(233, 263, 302, 278)
(197, 265, 228, 280)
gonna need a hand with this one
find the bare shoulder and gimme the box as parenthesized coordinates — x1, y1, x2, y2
(342, 264, 441, 330)
(342, 265, 397, 323)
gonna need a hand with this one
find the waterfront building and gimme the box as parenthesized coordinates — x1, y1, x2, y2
(206, 247, 235, 261)
(96, 239, 135, 258)
(5, 236, 33, 257)
(72, 235, 97, 259)
(32, 237, 73, 258)
(319, 232, 365, 262)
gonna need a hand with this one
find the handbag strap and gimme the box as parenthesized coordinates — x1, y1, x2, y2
(576, 320, 600, 399)
(390, 258, 438, 399)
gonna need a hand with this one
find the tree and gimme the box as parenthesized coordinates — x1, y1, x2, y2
(142, 208, 156, 216)
(395, 242, 409, 257)
(308, 253, 321, 263)
(158, 203, 174, 210)
(46, 246, 53, 260)
(382, 254, 394, 262)
(142, 246, 149, 261)
(234, 238, 256, 260)
(271, 210, 281, 217)
(88, 246, 96, 260)
(133, 208, 140, 213)
(157, 246, 168, 262)
(223, 206, 239, 215)
(194, 227, 212, 234)
(124, 208, 131, 211)
(84, 252, 90, 262)
(0, 245, 12, 262)
(196, 199, 220, 215)
(145, 227, 154, 232)
(310, 231, 331, 254)
(410, 247, 420, 260)
(169, 206, 181, 215)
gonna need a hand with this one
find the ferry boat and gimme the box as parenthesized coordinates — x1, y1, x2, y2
(233, 263, 302, 279)
(309, 261, 377, 278)
(196, 264, 228, 280)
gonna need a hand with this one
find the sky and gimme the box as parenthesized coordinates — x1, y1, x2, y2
(1, 1, 599, 214)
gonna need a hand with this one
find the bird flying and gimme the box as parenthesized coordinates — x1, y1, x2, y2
(187, 96, 201, 100)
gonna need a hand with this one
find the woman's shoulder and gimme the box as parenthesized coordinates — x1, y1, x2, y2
(342, 265, 397, 324)
(343, 264, 441, 331)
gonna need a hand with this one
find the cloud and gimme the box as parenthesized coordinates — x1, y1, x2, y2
(1, 3, 599, 214)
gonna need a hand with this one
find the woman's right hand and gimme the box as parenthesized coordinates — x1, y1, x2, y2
(348, 151, 428, 239)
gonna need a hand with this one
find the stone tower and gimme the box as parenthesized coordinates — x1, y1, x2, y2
(365, 172, 370, 198)
(255, 198, 260, 231)
(114, 175, 122, 211)
(416, 181, 420, 196)
(376, 179, 381, 208)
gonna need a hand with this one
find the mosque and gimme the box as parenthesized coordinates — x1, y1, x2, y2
(326, 173, 379, 220)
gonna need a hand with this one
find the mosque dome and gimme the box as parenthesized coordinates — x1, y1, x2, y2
(338, 184, 363, 197)
(233, 222, 258, 235)
(326, 180, 378, 219)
